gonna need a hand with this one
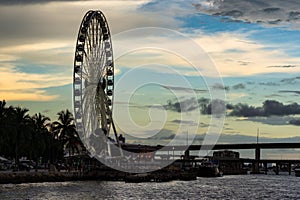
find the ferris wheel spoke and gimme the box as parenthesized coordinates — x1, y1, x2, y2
(87, 36, 93, 57)
(96, 19, 99, 47)
(83, 55, 97, 80)
(99, 51, 107, 75)
(96, 31, 102, 59)
(82, 53, 91, 74)
(82, 85, 95, 102)
(98, 40, 105, 62)
(83, 96, 93, 132)
(81, 63, 90, 80)
(92, 19, 96, 48)
(87, 27, 93, 54)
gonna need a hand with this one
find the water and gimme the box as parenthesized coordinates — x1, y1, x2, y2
(0, 175, 299, 199)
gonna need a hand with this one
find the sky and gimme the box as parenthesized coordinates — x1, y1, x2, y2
(1, 0, 300, 158)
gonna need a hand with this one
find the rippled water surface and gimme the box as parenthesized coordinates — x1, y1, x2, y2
(1, 175, 299, 199)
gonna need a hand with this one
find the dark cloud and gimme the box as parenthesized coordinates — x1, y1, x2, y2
(289, 119, 300, 126)
(258, 82, 279, 86)
(230, 100, 300, 117)
(124, 129, 176, 141)
(211, 83, 229, 91)
(232, 83, 245, 90)
(165, 97, 226, 115)
(279, 90, 300, 95)
(198, 99, 226, 115)
(267, 19, 282, 24)
(280, 77, 300, 84)
(267, 65, 296, 68)
(0, 0, 85, 5)
(171, 119, 197, 126)
(264, 94, 283, 98)
(214, 10, 243, 18)
(217, 134, 300, 144)
(246, 81, 255, 85)
(237, 61, 251, 66)
(165, 97, 199, 112)
(230, 103, 263, 117)
(288, 11, 300, 21)
(165, 97, 300, 118)
(160, 85, 207, 93)
(246, 116, 293, 126)
(193, 0, 300, 28)
(263, 7, 281, 13)
(0, 5, 82, 47)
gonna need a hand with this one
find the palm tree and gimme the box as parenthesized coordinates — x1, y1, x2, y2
(31, 113, 51, 166)
(0, 100, 9, 157)
(9, 107, 31, 170)
(52, 109, 82, 158)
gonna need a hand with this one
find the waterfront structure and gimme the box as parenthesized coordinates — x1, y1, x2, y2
(212, 150, 247, 175)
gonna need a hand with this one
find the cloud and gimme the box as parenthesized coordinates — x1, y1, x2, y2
(264, 94, 283, 98)
(0, 64, 70, 101)
(279, 90, 300, 95)
(165, 97, 199, 112)
(280, 77, 300, 84)
(267, 65, 296, 68)
(246, 116, 293, 126)
(171, 119, 198, 126)
(140, 0, 196, 17)
(211, 83, 229, 91)
(289, 119, 300, 126)
(190, 32, 300, 76)
(0, 1, 171, 47)
(193, 0, 300, 29)
(216, 133, 300, 144)
(230, 100, 300, 117)
(0, 0, 85, 5)
(123, 128, 176, 141)
(232, 83, 245, 90)
(165, 97, 226, 115)
(160, 84, 207, 93)
(258, 82, 279, 86)
(0, 89, 58, 101)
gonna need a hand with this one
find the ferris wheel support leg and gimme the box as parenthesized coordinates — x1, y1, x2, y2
(111, 119, 123, 157)
(106, 139, 111, 157)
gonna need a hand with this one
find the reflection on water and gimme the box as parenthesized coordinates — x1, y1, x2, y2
(1, 175, 299, 199)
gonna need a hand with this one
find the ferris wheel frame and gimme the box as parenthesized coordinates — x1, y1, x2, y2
(72, 10, 117, 156)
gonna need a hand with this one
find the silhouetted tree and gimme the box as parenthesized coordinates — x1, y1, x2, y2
(31, 113, 51, 165)
(52, 110, 81, 157)
(10, 107, 31, 170)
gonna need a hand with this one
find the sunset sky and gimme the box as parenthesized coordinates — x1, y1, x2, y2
(1, 0, 300, 158)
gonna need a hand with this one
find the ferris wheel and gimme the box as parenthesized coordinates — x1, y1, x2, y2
(73, 10, 119, 157)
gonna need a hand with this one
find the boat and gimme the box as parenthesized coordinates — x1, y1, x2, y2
(197, 162, 222, 177)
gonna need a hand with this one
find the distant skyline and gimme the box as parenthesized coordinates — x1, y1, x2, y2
(1, 0, 300, 158)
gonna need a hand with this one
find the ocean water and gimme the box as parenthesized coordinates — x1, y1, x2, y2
(0, 175, 299, 199)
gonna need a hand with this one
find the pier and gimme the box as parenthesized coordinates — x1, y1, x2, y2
(121, 142, 300, 175)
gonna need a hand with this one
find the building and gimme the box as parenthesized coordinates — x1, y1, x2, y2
(212, 150, 247, 175)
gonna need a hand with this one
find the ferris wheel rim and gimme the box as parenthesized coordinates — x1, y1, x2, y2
(72, 10, 115, 152)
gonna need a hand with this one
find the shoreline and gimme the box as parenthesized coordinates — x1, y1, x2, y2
(0, 171, 97, 184)
(0, 170, 296, 184)
(0, 168, 195, 184)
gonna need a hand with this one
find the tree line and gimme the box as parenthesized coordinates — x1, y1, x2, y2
(0, 100, 84, 167)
